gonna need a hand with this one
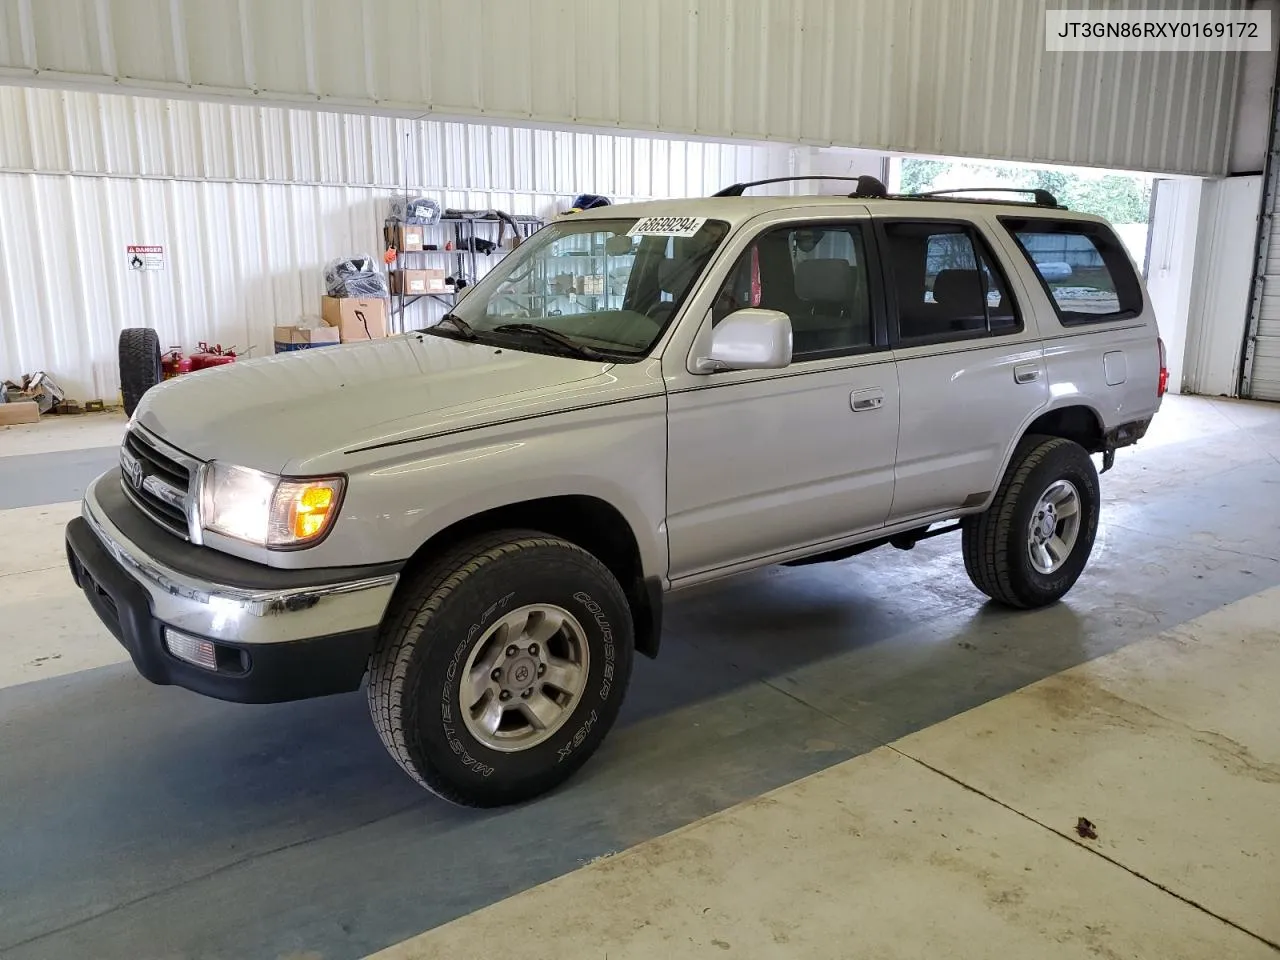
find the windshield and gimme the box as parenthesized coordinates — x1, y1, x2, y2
(439, 217, 730, 358)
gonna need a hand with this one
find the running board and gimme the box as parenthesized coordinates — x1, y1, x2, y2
(781, 522, 963, 567)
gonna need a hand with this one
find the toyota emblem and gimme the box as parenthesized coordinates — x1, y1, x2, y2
(121, 449, 144, 490)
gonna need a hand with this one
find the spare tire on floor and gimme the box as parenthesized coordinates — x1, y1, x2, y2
(118, 328, 162, 416)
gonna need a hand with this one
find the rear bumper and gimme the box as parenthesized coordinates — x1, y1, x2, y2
(65, 471, 401, 703)
(1106, 417, 1152, 450)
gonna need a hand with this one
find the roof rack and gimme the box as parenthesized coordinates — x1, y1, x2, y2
(712, 175, 889, 198)
(910, 187, 1062, 208)
(710, 177, 1067, 209)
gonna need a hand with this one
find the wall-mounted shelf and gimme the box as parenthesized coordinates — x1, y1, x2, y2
(384, 210, 543, 331)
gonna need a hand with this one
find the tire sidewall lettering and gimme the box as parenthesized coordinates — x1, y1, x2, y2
(572, 590, 617, 702)
(438, 589, 515, 779)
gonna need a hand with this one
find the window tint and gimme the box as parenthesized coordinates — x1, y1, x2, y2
(712, 224, 875, 358)
(881, 222, 1019, 342)
(1000, 217, 1143, 324)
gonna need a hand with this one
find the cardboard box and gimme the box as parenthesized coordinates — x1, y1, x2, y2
(576, 274, 605, 296)
(321, 296, 389, 342)
(386, 224, 425, 252)
(391, 269, 450, 296)
(0, 400, 40, 425)
(273, 325, 341, 352)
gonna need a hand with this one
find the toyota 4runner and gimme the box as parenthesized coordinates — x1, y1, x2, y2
(66, 177, 1165, 807)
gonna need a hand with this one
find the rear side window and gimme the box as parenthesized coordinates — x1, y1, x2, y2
(880, 221, 1020, 343)
(1000, 217, 1143, 324)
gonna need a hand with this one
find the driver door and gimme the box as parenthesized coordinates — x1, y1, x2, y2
(664, 217, 900, 582)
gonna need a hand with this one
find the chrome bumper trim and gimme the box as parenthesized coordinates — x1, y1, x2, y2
(83, 479, 398, 645)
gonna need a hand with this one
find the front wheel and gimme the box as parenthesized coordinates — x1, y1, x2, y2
(367, 531, 634, 807)
(962, 435, 1100, 609)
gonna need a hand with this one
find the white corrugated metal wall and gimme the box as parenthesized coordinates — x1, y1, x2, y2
(0, 86, 793, 400)
(1244, 191, 1280, 400)
(0, 0, 1247, 177)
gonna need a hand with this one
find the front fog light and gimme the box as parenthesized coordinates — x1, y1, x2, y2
(164, 628, 218, 671)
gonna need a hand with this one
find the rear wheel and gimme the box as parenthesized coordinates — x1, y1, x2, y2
(118, 328, 162, 416)
(367, 530, 634, 807)
(962, 435, 1099, 609)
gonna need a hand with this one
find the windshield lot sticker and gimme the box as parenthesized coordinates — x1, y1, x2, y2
(627, 216, 707, 238)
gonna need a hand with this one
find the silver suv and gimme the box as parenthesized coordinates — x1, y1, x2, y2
(66, 177, 1165, 806)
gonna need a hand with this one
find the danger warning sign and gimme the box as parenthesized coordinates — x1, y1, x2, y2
(127, 245, 164, 271)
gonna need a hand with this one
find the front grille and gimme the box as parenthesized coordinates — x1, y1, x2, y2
(120, 427, 197, 539)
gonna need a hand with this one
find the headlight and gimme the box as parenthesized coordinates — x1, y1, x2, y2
(201, 463, 345, 548)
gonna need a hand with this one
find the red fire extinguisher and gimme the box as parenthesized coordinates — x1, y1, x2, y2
(161, 347, 193, 379)
(189, 342, 238, 371)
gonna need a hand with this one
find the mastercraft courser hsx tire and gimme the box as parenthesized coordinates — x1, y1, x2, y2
(118, 327, 162, 416)
(962, 435, 1100, 610)
(367, 530, 634, 807)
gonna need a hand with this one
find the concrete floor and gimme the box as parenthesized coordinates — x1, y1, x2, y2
(378, 588, 1280, 959)
(0, 395, 1277, 959)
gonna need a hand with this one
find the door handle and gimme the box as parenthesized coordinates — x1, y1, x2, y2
(1013, 363, 1043, 384)
(851, 388, 884, 412)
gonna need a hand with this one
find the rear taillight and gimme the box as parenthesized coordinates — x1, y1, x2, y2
(1157, 337, 1169, 397)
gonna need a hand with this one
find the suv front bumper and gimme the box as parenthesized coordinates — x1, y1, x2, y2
(65, 469, 402, 703)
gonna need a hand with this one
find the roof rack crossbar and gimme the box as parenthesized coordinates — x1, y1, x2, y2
(713, 175, 888, 198)
(910, 186, 1061, 207)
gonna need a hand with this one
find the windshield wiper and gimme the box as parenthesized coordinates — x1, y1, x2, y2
(491, 323, 604, 360)
(429, 313, 477, 340)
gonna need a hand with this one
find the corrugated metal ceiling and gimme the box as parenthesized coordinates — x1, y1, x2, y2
(0, 0, 1249, 176)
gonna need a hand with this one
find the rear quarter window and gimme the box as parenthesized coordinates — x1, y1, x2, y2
(999, 217, 1143, 325)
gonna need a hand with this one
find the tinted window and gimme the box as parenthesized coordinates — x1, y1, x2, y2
(881, 222, 1020, 342)
(1000, 217, 1143, 324)
(712, 224, 875, 359)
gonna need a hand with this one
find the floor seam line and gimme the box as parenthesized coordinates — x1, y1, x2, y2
(756, 675, 866, 739)
(0, 798, 427, 957)
(886, 745, 1280, 953)
(1102, 520, 1280, 564)
(0, 564, 63, 580)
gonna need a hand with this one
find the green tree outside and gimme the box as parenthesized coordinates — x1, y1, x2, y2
(900, 158, 1153, 224)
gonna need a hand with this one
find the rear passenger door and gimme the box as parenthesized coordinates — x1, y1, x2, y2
(875, 215, 1048, 522)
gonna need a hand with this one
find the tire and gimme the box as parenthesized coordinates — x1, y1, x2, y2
(118, 328, 162, 416)
(367, 530, 634, 807)
(962, 435, 1100, 609)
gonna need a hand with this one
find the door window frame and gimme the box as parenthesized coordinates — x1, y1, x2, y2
(872, 217, 1026, 349)
(705, 219, 893, 365)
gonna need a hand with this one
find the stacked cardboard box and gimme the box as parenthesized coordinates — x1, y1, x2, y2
(273, 325, 342, 352)
(390, 269, 451, 296)
(386, 224, 425, 252)
(320, 296, 388, 342)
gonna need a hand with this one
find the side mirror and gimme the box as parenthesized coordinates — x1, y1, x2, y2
(694, 309, 793, 373)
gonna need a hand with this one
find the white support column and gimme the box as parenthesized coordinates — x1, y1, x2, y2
(1182, 176, 1265, 398)
(1144, 178, 1203, 395)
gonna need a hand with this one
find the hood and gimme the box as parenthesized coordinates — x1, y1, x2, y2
(135, 334, 610, 473)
